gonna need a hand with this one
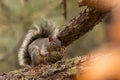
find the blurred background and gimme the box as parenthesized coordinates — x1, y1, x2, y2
(0, 0, 105, 74)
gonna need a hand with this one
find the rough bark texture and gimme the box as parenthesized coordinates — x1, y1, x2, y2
(0, 56, 87, 80)
(0, 7, 107, 80)
(59, 7, 106, 46)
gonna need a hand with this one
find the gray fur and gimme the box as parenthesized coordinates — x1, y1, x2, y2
(18, 20, 58, 66)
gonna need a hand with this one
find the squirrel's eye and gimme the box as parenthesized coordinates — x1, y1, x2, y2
(52, 42, 55, 45)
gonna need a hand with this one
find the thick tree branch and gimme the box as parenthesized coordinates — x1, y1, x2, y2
(0, 56, 87, 80)
(59, 8, 106, 46)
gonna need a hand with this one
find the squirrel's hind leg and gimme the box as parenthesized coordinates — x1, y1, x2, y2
(29, 46, 41, 74)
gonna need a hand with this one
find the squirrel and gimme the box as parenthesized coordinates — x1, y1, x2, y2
(18, 20, 64, 67)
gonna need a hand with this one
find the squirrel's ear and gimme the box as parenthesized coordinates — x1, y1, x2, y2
(48, 35, 53, 41)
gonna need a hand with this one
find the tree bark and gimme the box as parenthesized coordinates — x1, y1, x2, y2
(59, 8, 106, 46)
(0, 56, 87, 80)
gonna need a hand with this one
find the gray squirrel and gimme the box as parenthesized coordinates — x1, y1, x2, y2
(18, 20, 64, 67)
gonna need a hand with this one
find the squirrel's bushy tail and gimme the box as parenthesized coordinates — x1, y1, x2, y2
(18, 19, 56, 66)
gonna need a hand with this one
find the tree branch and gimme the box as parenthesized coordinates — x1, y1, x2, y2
(59, 8, 106, 46)
(0, 56, 87, 80)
